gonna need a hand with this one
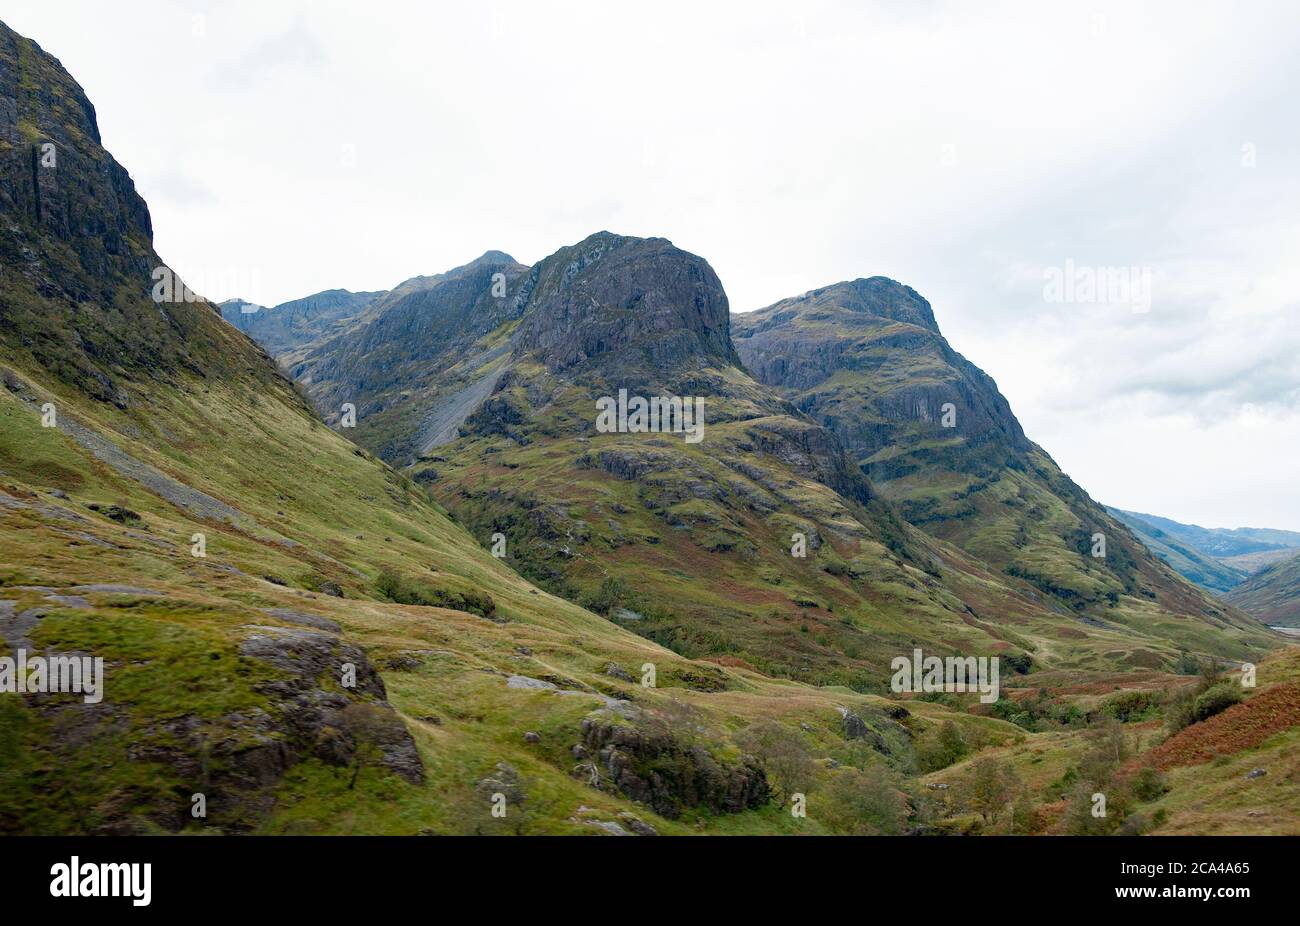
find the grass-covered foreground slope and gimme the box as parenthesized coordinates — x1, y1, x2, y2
(919, 646, 1300, 835)
(6, 360, 994, 834)
(732, 280, 1269, 640)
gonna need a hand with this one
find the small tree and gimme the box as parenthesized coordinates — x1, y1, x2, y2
(914, 719, 968, 772)
(961, 757, 1022, 827)
(826, 764, 906, 835)
(735, 719, 814, 804)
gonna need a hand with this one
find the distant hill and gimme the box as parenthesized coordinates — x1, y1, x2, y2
(1108, 508, 1300, 559)
(219, 288, 385, 357)
(1107, 507, 1300, 597)
(1227, 552, 1300, 627)
(1221, 548, 1300, 574)
(1104, 508, 1250, 593)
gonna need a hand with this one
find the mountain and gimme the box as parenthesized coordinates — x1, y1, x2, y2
(1108, 507, 1300, 563)
(1227, 552, 1300, 627)
(0, 30, 278, 407)
(283, 236, 1277, 690)
(1108, 508, 1300, 559)
(287, 250, 530, 462)
(5, 21, 970, 835)
(1220, 548, 1300, 575)
(1104, 508, 1249, 593)
(218, 289, 385, 357)
(4, 18, 1291, 837)
(731, 279, 1251, 636)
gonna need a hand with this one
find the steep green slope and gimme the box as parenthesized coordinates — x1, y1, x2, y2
(1227, 553, 1300, 627)
(731, 280, 1264, 640)
(1105, 508, 1248, 593)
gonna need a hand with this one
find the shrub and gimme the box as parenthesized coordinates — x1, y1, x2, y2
(1191, 682, 1243, 724)
(825, 764, 906, 835)
(1102, 689, 1159, 723)
(580, 576, 629, 615)
(1131, 767, 1168, 803)
(914, 719, 968, 773)
(960, 757, 1023, 826)
(735, 720, 814, 803)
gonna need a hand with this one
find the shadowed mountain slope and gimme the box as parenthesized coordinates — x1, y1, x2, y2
(219, 289, 385, 358)
(731, 280, 1260, 635)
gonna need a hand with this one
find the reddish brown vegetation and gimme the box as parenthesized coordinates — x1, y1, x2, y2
(1144, 684, 1300, 771)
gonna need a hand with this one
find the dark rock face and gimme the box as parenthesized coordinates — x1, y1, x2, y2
(0, 22, 286, 404)
(580, 714, 769, 819)
(733, 276, 1231, 620)
(512, 232, 740, 374)
(733, 278, 1029, 458)
(289, 251, 529, 461)
(296, 252, 527, 404)
(239, 626, 424, 785)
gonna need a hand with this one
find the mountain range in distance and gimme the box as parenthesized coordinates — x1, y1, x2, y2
(1107, 508, 1300, 618)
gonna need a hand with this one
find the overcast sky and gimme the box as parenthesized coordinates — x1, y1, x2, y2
(6, 0, 1300, 530)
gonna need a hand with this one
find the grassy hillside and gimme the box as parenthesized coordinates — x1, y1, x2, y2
(3, 361, 967, 834)
(920, 647, 1300, 835)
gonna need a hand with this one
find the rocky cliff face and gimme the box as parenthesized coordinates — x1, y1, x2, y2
(0, 22, 280, 406)
(735, 278, 1027, 456)
(733, 278, 1247, 624)
(220, 288, 385, 357)
(288, 251, 529, 460)
(512, 232, 741, 375)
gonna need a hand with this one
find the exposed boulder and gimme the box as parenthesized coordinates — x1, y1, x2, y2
(579, 714, 769, 819)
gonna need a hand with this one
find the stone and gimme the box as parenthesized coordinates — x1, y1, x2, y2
(604, 662, 634, 682)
